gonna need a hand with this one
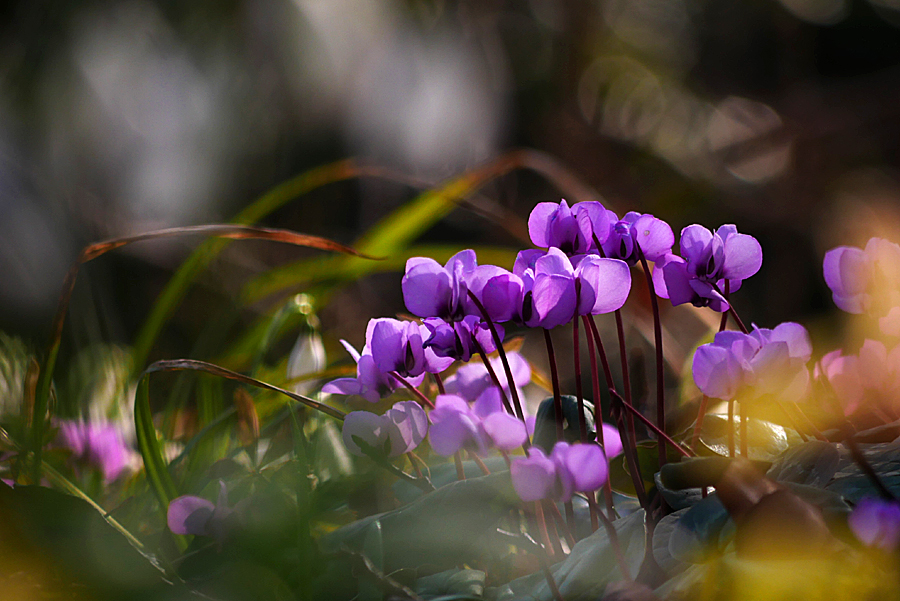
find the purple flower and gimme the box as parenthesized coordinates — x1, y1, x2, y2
(444, 351, 532, 418)
(510, 442, 609, 503)
(56, 420, 135, 482)
(428, 394, 528, 456)
(402, 250, 478, 321)
(816, 340, 900, 417)
(601, 211, 674, 266)
(367, 318, 453, 378)
(848, 497, 900, 550)
(692, 322, 812, 403)
(322, 340, 412, 403)
(422, 315, 501, 363)
(528, 200, 610, 255)
(530, 248, 631, 329)
(341, 401, 428, 458)
(475, 251, 543, 326)
(654, 224, 762, 312)
(168, 480, 242, 542)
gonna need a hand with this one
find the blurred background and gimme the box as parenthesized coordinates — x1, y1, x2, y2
(3, 0, 900, 362)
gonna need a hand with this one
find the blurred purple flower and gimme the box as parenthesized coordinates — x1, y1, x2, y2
(423, 315, 501, 363)
(601, 211, 673, 266)
(654, 224, 762, 312)
(528, 199, 610, 255)
(848, 497, 900, 550)
(692, 322, 812, 403)
(56, 420, 134, 482)
(428, 394, 527, 456)
(444, 351, 532, 419)
(531, 248, 631, 329)
(402, 250, 478, 321)
(816, 340, 900, 417)
(824, 238, 900, 315)
(168, 480, 241, 542)
(510, 442, 609, 502)
(341, 401, 428, 458)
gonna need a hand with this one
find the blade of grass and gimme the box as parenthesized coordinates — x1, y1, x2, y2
(31, 224, 369, 481)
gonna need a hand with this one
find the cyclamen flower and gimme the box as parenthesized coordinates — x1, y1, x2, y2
(56, 420, 135, 482)
(475, 250, 543, 326)
(692, 322, 812, 403)
(168, 481, 243, 542)
(654, 224, 762, 312)
(816, 340, 900, 416)
(848, 497, 900, 550)
(341, 401, 428, 458)
(402, 250, 478, 321)
(510, 442, 609, 503)
(528, 200, 610, 255)
(601, 211, 674, 266)
(322, 340, 413, 403)
(428, 394, 528, 456)
(530, 248, 631, 329)
(422, 315, 501, 363)
(824, 238, 900, 335)
(367, 318, 453, 378)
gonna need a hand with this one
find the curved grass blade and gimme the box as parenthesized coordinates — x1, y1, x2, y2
(130, 160, 421, 375)
(31, 224, 367, 480)
(242, 243, 520, 307)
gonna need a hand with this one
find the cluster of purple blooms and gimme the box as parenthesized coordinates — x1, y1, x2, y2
(164, 200, 900, 553)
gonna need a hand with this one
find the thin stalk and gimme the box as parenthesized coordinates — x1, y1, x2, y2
(573, 317, 588, 440)
(389, 372, 435, 409)
(474, 341, 515, 417)
(543, 329, 565, 444)
(454, 452, 466, 481)
(610, 395, 649, 510)
(468, 291, 525, 421)
(636, 247, 666, 470)
(433, 372, 446, 396)
(609, 390, 693, 458)
(582, 315, 616, 520)
(534, 501, 560, 559)
(719, 281, 731, 332)
(544, 500, 577, 549)
(467, 450, 491, 475)
(713, 283, 748, 334)
(584, 316, 615, 392)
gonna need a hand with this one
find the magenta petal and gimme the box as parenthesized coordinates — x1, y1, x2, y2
(579, 257, 631, 314)
(168, 495, 215, 536)
(511, 448, 556, 502)
(849, 498, 900, 549)
(632, 214, 674, 261)
(385, 401, 429, 456)
(823, 246, 869, 313)
(532, 273, 576, 329)
(721, 233, 763, 281)
(558, 443, 608, 492)
(679, 225, 713, 263)
(693, 343, 740, 400)
(529, 202, 563, 248)
(429, 411, 478, 456)
(402, 261, 452, 318)
(322, 378, 366, 397)
(482, 412, 527, 451)
(599, 423, 623, 458)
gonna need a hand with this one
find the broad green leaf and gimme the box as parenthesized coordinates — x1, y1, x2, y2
(697, 414, 802, 462)
(766, 441, 839, 487)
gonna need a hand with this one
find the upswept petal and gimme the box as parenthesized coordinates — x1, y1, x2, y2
(558, 442, 608, 492)
(402, 259, 451, 318)
(482, 412, 528, 450)
(532, 273, 576, 329)
(578, 257, 631, 314)
(722, 233, 763, 281)
(511, 448, 556, 502)
(693, 343, 741, 400)
(528, 202, 564, 249)
(632, 214, 674, 261)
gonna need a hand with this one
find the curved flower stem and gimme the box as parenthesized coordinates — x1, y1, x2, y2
(609, 389, 693, 457)
(544, 499, 577, 549)
(454, 452, 466, 481)
(573, 318, 588, 441)
(473, 341, 515, 417)
(719, 280, 731, 332)
(467, 450, 491, 475)
(740, 402, 749, 458)
(817, 365, 896, 501)
(389, 372, 435, 409)
(582, 316, 616, 521)
(636, 247, 666, 470)
(611, 312, 640, 472)
(713, 282, 749, 334)
(467, 291, 525, 421)
(543, 329, 565, 444)
(432, 372, 445, 396)
(609, 393, 649, 511)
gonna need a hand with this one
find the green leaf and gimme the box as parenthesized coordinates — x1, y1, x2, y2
(416, 568, 485, 599)
(766, 440, 840, 487)
(697, 414, 801, 462)
(668, 493, 732, 564)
